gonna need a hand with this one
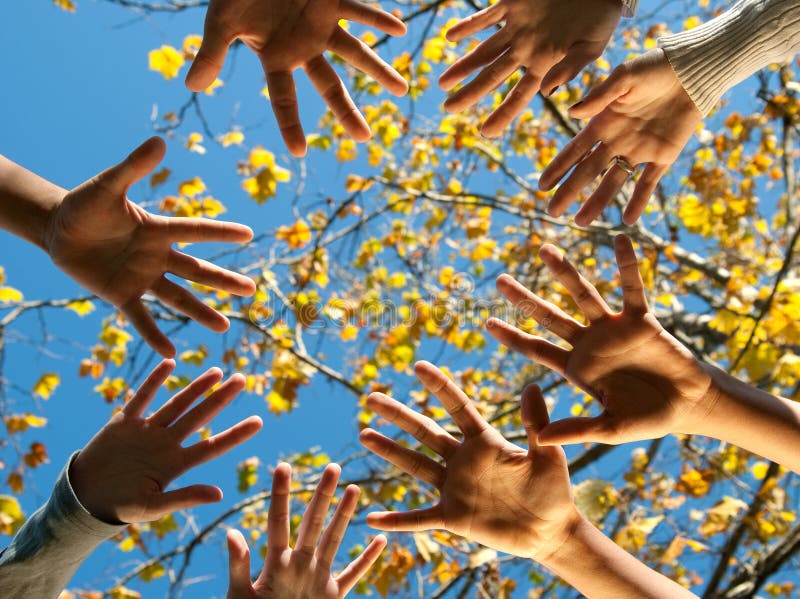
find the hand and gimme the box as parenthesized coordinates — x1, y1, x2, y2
(44, 137, 256, 358)
(487, 235, 715, 446)
(185, 0, 409, 157)
(69, 360, 263, 524)
(439, 0, 621, 138)
(360, 361, 578, 560)
(226, 463, 387, 599)
(540, 49, 702, 225)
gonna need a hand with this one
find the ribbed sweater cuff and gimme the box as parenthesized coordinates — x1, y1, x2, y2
(658, 0, 800, 115)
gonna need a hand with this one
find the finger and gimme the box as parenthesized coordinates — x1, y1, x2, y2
(266, 463, 292, 562)
(317, 484, 360, 569)
(438, 31, 508, 91)
(329, 28, 408, 96)
(183, 416, 263, 468)
(295, 463, 341, 558)
(574, 159, 630, 226)
(185, 25, 234, 92)
(540, 45, 600, 97)
(120, 299, 176, 359)
(413, 361, 487, 438)
(366, 506, 444, 532)
(520, 384, 550, 454)
(614, 234, 649, 313)
(96, 137, 166, 195)
(336, 534, 388, 594)
(568, 64, 632, 119)
(359, 428, 446, 487)
(165, 217, 254, 244)
(123, 359, 176, 419)
(151, 276, 230, 333)
(539, 123, 599, 192)
(537, 415, 617, 446)
(548, 142, 615, 218)
(444, 50, 519, 114)
(264, 69, 306, 157)
(305, 56, 371, 142)
(494, 274, 583, 343)
(365, 392, 460, 458)
(538, 244, 612, 322)
(485, 318, 569, 375)
(623, 163, 668, 225)
(226, 529, 253, 596)
(171, 373, 246, 441)
(149, 367, 223, 427)
(148, 484, 223, 517)
(340, 0, 407, 36)
(481, 70, 541, 138)
(169, 251, 256, 297)
(445, 3, 504, 42)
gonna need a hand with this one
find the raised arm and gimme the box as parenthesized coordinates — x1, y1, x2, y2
(226, 463, 386, 599)
(0, 360, 263, 599)
(487, 235, 800, 473)
(541, 0, 800, 225)
(360, 360, 696, 598)
(185, 0, 408, 157)
(0, 138, 256, 358)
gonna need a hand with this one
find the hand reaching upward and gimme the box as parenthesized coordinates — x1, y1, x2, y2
(360, 361, 578, 560)
(185, 0, 409, 156)
(439, 0, 622, 137)
(487, 234, 715, 445)
(44, 137, 256, 358)
(226, 463, 387, 598)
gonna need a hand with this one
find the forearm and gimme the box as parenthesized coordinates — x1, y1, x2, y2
(540, 515, 696, 598)
(658, 0, 800, 114)
(0, 453, 124, 599)
(690, 363, 800, 473)
(0, 154, 65, 251)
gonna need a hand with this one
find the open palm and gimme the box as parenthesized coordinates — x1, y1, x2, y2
(44, 137, 256, 358)
(360, 361, 577, 560)
(487, 235, 715, 445)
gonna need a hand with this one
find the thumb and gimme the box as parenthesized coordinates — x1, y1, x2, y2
(537, 415, 616, 446)
(185, 27, 232, 92)
(96, 137, 166, 196)
(226, 529, 254, 598)
(568, 63, 632, 119)
(521, 384, 550, 453)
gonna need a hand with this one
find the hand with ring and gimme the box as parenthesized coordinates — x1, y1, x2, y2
(540, 49, 702, 226)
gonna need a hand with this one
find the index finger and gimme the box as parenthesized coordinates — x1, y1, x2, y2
(340, 0, 407, 36)
(413, 361, 487, 438)
(122, 359, 176, 419)
(165, 217, 254, 244)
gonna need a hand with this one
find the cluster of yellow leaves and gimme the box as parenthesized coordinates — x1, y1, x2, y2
(237, 457, 260, 492)
(148, 35, 223, 92)
(0, 266, 23, 304)
(276, 219, 312, 250)
(32, 373, 60, 400)
(160, 177, 225, 219)
(240, 146, 291, 203)
(80, 320, 133, 383)
(5, 413, 47, 434)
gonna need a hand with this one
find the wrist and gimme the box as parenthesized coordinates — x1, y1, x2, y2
(68, 450, 125, 525)
(533, 507, 584, 566)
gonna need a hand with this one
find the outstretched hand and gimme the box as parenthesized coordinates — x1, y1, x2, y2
(69, 360, 263, 524)
(487, 235, 715, 446)
(185, 0, 409, 157)
(540, 49, 702, 225)
(439, 0, 621, 137)
(360, 361, 578, 560)
(44, 137, 256, 358)
(226, 463, 387, 599)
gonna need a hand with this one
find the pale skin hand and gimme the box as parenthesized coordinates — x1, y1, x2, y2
(44, 137, 256, 358)
(69, 360, 263, 524)
(540, 49, 702, 226)
(185, 0, 409, 157)
(360, 361, 579, 560)
(486, 234, 715, 446)
(439, 0, 622, 138)
(226, 463, 387, 599)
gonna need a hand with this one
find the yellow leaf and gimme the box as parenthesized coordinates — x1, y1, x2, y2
(66, 299, 95, 317)
(139, 562, 166, 582)
(32, 373, 60, 400)
(218, 130, 244, 147)
(751, 461, 770, 480)
(178, 177, 206, 198)
(276, 220, 312, 249)
(148, 45, 185, 80)
(53, 0, 76, 12)
(0, 287, 23, 304)
(0, 495, 25, 535)
(186, 132, 206, 155)
(109, 586, 141, 599)
(149, 167, 171, 189)
(204, 78, 224, 95)
(340, 324, 358, 341)
(117, 536, 136, 552)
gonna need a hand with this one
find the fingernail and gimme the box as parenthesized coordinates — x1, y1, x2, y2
(569, 100, 583, 112)
(546, 85, 559, 97)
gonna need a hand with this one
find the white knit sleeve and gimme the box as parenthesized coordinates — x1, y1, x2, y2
(658, 0, 800, 115)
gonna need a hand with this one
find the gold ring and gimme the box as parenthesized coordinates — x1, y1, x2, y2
(612, 155, 635, 175)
